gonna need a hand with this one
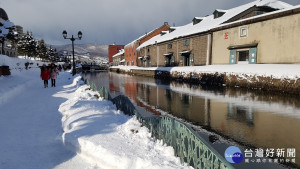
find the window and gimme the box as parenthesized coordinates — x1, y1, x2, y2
(184, 39, 190, 46)
(238, 50, 249, 63)
(147, 48, 150, 53)
(167, 44, 172, 49)
(240, 27, 247, 37)
(213, 10, 226, 19)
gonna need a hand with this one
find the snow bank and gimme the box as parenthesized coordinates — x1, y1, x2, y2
(58, 79, 191, 169)
(112, 64, 300, 80)
(0, 55, 47, 75)
(0, 55, 49, 104)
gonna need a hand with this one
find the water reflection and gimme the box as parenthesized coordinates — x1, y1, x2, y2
(227, 105, 254, 126)
(82, 72, 300, 167)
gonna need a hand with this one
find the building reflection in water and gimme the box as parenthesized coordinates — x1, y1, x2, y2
(83, 72, 300, 166)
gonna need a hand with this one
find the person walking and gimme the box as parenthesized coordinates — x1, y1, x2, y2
(50, 63, 59, 87)
(40, 64, 50, 88)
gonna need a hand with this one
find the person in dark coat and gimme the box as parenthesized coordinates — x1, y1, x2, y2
(40, 64, 50, 88)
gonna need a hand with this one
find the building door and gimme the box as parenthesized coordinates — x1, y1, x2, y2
(146, 59, 150, 67)
(182, 54, 190, 66)
(170, 55, 175, 66)
(165, 56, 171, 67)
(230, 50, 237, 64)
(249, 48, 257, 64)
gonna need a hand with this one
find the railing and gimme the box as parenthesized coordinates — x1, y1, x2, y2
(85, 79, 234, 169)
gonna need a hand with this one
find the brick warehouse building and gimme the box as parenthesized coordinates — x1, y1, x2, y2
(108, 43, 124, 64)
(137, 0, 291, 67)
(124, 22, 170, 66)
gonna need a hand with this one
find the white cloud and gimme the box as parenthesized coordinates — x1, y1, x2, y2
(1, 0, 299, 45)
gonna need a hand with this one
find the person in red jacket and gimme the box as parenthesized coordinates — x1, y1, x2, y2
(40, 64, 50, 88)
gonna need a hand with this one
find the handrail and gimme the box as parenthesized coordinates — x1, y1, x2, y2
(85, 79, 234, 169)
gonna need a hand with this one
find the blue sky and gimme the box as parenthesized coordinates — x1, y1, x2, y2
(1, 0, 299, 45)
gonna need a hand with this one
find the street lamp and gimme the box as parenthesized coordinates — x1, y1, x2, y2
(62, 30, 82, 75)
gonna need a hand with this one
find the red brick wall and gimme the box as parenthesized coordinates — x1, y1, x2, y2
(124, 42, 137, 66)
(140, 24, 170, 45)
(108, 45, 124, 63)
(124, 23, 170, 66)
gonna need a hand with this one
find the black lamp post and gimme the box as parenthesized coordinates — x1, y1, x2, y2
(62, 30, 82, 75)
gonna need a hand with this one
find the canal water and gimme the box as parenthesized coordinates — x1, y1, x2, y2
(82, 72, 300, 169)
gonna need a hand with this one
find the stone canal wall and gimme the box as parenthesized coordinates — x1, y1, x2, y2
(110, 66, 300, 94)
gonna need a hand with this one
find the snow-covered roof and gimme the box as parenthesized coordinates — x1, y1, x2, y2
(256, 0, 291, 9)
(194, 17, 205, 20)
(214, 9, 228, 13)
(212, 4, 299, 31)
(179, 50, 191, 54)
(125, 23, 169, 48)
(163, 53, 173, 56)
(125, 27, 161, 48)
(136, 34, 162, 51)
(137, 0, 291, 49)
(112, 49, 125, 58)
(120, 59, 125, 63)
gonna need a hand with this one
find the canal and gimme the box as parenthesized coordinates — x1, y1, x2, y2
(82, 72, 300, 169)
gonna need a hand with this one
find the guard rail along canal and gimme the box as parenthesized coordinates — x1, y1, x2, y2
(85, 79, 234, 169)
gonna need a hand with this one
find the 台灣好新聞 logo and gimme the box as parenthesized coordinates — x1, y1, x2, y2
(225, 146, 243, 163)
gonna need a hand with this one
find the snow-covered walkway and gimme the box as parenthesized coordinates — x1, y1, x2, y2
(0, 67, 93, 169)
(0, 56, 190, 169)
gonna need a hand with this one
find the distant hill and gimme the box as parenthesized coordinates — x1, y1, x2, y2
(54, 44, 108, 62)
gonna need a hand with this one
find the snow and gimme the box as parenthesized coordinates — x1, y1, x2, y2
(0, 62, 82, 169)
(125, 23, 167, 48)
(0, 20, 14, 37)
(163, 53, 173, 56)
(193, 17, 204, 20)
(111, 64, 300, 80)
(136, 34, 161, 51)
(213, 4, 300, 31)
(256, 0, 292, 9)
(112, 49, 125, 58)
(2, 20, 14, 28)
(137, 0, 292, 49)
(0, 55, 191, 169)
(59, 79, 191, 169)
(214, 9, 228, 13)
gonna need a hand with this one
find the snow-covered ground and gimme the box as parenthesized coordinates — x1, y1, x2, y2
(58, 78, 191, 169)
(111, 64, 300, 80)
(0, 55, 191, 169)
